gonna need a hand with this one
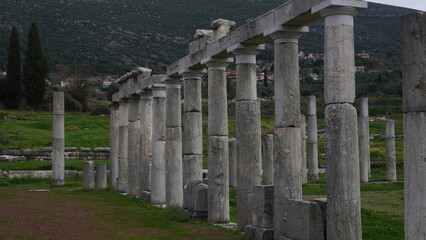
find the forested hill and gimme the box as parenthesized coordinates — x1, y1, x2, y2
(0, 0, 416, 75)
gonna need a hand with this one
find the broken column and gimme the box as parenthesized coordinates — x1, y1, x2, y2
(229, 138, 237, 187)
(109, 101, 119, 189)
(150, 79, 167, 205)
(307, 95, 319, 180)
(96, 163, 107, 189)
(262, 134, 273, 185)
(52, 91, 65, 186)
(83, 161, 95, 190)
(385, 120, 396, 182)
(202, 57, 233, 223)
(127, 93, 141, 196)
(118, 97, 129, 193)
(264, 26, 306, 239)
(402, 12, 426, 240)
(182, 69, 204, 186)
(313, 2, 367, 239)
(358, 97, 370, 182)
(301, 114, 308, 184)
(228, 43, 264, 230)
(165, 76, 183, 207)
(138, 90, 153, 198)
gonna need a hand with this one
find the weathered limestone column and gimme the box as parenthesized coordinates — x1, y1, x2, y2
(165, 76, 183, 207)
(228, 138, 237, 187)
(301, 114, 308, 184)
(358, 97, 370, 182)
(182, 69, 204, 186)
(307, 95, 319, 180)
(228, 43, 264, 231)
(52, 91, 65, 186)
(138, 90, 153, 197)
(201, 57, 232, 223)
(385, 120, 396, 182)
(127, 94, 141, 196)
(150, 81, 167, 205)
(262, 134, 273, 185)
(117, 98, 129, 193)
(83, 161, 95, 190)
(96, 163, 107, 189)
(109, 101, 119, 189)
(402, 12, 426, 240)
(264, 26, 306, 239)
(313, 2, 367, 239)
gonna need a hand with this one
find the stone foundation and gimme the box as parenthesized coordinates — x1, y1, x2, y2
(0, 147, 110, 162)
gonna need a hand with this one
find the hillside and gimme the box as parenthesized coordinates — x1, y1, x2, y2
(0, 0, 416, 75)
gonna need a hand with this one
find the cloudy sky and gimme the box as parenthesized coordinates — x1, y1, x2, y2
(367, 0, 426, 11)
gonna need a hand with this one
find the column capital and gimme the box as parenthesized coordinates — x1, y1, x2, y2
(228, 43, 265, 64)
(165, 76, 183, 85)
(180, 68, 206, 79)
(139, 90, 153, 100)
(201, 57, 233, 70)
(152, 84, 166, 98)
(264, 25, 309, 43)
(312, 1, 367, 27)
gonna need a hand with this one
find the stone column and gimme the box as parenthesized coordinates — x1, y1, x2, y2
(118, 98, 129, 193)
(138, 90, 153, 198)
(83, 161, 95, 190)
(182, 69, 204, 186)
(402, 12, 426, 240)
(165, 76, 183, 207)
(264, 26, 306, 239)
(96, 163, 107, 189)
(127, 94, 141, 196)
(307, 95, 319, 180)
(109, 102, 119, 189)
(385, 120, 396, 182)
(358, 97, 370, 182)
(150, 82, 167, 205)
(228, 138, 237, 187)
(228, 43, 264, 231)
(313, 3, 366, 239)
(301, 114, 308, 184)
(52, 91, 65, 186)
(202, 57, 232, 223)
(262, 134, 273, 185)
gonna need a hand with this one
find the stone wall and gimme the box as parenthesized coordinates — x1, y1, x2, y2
(0, 147, 110, 162)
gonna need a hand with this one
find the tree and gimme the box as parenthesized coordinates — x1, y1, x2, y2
(3, 27, 21, 109)
(22, 23, 49, 109)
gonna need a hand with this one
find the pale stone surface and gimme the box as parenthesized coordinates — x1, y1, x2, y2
(385, 120, 396, 182)
(118, 100, 129, 193)
(183, 76, 202, 113)
(183, 154, 203, 187)
(183, 112, 203, 155)
(245, 225, 274, 240)
(52, 91, 65, 186)
(262, 134, 274, 185)
(109, 103, 119, 189)
(208, 136, 229, 223)
(282, 200, 324, 240)
(251, 185, 274, 228)
(314, 198, 327, 240)
(358, 116, 369, 183)
(301, 114, 308, 184)
(96, 163, 107, 189)
(150, 140, 166, 205)
(236, 63, 257, 101)
(165, 80, 182, 128)
(127, 95, 140, 196)
(193, 183, 208, 213)
(274, 127, 302, 239)
(83, 161, 95, 190)
(165, 127, 183, 207)
(138, 92, 153, 196)
(325, 103, 361, 240)
(228, 138, 237, 187)
(210, 18, 236, 40)
(307, 96, 319, 180)
(183, 180, 203, 210)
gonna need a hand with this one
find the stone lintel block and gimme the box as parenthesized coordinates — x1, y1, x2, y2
(245, 225, 274, 240)
(311, 0, 368, 14)
(282, 199, 324, 240)
(183, 112, 203, 155)
(252, 185, 274, 228)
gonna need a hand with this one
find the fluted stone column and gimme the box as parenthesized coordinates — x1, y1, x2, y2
(264, 26, 306, 239)
(109, 102, 119, 189)
(165, 77, 183, 207)
(228, 43, 264, 231)
(150, 82, 167, 205)
(313, 3, 366, 239)
(127, 94, 141, 196)
(385, 120, 396, 182)
(52, 91, 65, 186)
(118, 99, 129, 193)
(307, 95, 319, 180)
(359, 97, 370, 182)
(182, 69, 204, 186)
(138, 90, 153, 198)
(228, 138, 237, 187)
(301, 114, 308, 184)
(402, 12, 426, 240)
(262, 134, 273, 185)
(202, 57, 232, 223)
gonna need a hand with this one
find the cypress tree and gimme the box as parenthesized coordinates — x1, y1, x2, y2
(22, 23, 49, 109)
(4, 27, 21, 109)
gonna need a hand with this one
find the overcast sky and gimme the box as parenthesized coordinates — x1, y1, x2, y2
(367, 0, 426, 11)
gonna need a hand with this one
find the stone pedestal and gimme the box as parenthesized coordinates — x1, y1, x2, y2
(262, 134, 274, 185)
(96, 163, 107, 189)
(109, 102, 119, 189)
(385, 120, 396, 182)
(52, 91, 65, 186)
(118, 99, 129, 193)
(358, 97, 370, 182)
(138, 91, 153, 198)
(307, 95, 319, 180)
(127, 95, 140, 196)
(83, 161, 95, 190)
